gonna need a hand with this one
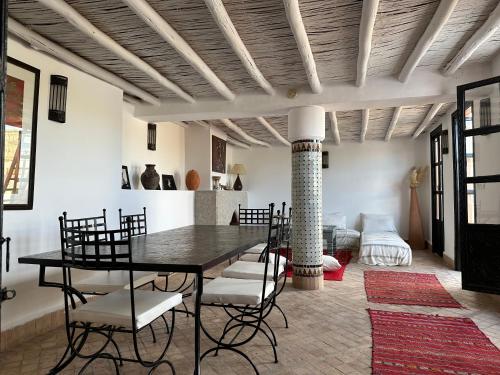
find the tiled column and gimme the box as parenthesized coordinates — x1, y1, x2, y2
(288, 106, 325, 290)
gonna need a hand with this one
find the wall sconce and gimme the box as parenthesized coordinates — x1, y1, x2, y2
(147, 123, 156, 150)
(442, 129, 449, 154)
(48, 75, 68, 123)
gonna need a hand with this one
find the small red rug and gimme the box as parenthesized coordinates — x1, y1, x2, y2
(365, 271, 462, 308)
(284, 250, 353, 281)
(369, 309, 500, 374)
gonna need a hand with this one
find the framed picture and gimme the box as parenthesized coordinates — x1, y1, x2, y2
(322, 151, 329, 169)
(162, 174, 177, 190)
(121, 165, 131, 189)
(212, 135, 226, 173)
(4, 57, 40, 210)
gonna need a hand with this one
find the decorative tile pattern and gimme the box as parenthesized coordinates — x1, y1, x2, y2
(291, 140, 323, 281)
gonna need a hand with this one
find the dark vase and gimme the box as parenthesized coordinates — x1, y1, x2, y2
(233, 174, 243, 191)
(141, 164, 160, 190)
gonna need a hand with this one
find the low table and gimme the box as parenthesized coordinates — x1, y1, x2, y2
(323, 225, 337, 256)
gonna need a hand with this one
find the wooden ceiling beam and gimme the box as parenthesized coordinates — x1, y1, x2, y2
(256, 117, 290, 146)
(37, 0, 194, 103)
(123, 0, 235, 101)
(399, 0, 458, 82)
(360, 109, 369, 142)
(412, 103, 444, 138)
(327, 112, 340, 146)
(384, 106, 403, 142)
(204, 0, 275, 96)
(356, 0, 379, 87)
(444, 2, 500, 75)
(8, 18, 161, 105)
(284, 0, 322, 94)
(227, 136, 251, 149)
(220, 119, 271, 147)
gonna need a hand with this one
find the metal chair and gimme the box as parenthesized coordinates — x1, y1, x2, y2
(198, 203, 282, 374)
(59, 210, 157, 295)
(58, 219, 181, 374)
(223, 202, 291, 329)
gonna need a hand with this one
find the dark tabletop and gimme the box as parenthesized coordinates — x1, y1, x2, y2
(18, 225, 268, 273)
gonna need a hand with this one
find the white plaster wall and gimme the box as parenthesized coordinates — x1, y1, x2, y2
(2, 40, 196, 331)
(232, 139, 429, 239)
(185, 126, 211, 191)
(122, 104, 186, 190)
(2, 38, 124, 329)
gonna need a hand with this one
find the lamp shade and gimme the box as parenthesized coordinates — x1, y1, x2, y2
(231, 164, 246, 175)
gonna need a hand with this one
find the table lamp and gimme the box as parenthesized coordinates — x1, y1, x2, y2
(231, 164, 246, 191)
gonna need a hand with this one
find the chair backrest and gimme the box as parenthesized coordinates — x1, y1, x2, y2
(119, 207, 147, 237)
(61, 209, 108, 244)
(59, 217, 132, 270)
(238, 204, 271, 225)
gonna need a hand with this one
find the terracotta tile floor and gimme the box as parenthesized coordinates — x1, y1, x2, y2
(1, 250, 499, 374)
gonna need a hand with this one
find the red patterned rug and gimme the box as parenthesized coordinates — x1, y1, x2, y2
(285, 250, 352, 281)
(369, 309, 500, 374)
(364, 271, 462, 308)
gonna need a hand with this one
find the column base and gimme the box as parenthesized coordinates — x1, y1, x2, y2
(292, 275, 324, 290)
(292, 265, 324, 290)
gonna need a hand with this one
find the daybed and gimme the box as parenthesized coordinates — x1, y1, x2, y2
(324, 213, 360, 250)
(358, 214, 412, 266)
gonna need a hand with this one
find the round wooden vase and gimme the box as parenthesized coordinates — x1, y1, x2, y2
(408, 186, 426, 249)
(140, 164, 160, 190)
(186, 170, 200, 191)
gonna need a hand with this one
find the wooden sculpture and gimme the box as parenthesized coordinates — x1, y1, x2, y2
(409, 167, 427, 250)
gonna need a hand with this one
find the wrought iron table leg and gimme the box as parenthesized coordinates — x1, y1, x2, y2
(194, 272, 203, 375)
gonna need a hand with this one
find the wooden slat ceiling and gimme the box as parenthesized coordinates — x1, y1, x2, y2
(7, 0, 498, 144)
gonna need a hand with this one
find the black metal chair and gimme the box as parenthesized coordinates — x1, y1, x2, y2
(223, 202, 291, 329)
(119, 207, 147, 237)
(59, 210, 157, 295)
(58, 219, 181, 374)
(119, 207, 194, 315)
(198, 203, 282, 374)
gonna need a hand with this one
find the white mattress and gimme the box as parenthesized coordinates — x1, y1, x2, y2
(358, 232, 412, 266)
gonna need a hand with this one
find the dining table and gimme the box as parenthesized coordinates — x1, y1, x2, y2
(18, 224, 269, 374)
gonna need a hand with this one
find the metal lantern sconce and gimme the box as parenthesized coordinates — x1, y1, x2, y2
(48, 75, 68, 123)
(442, 129, 449, 154)
(147, 123, 157, 150)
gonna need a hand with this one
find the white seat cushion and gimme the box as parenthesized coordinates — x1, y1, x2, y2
(71, 289, 182, 329)
(239, 253, 288, 267)
(244, 243, 267, 254)
(222, 261, 284, 281)
(74, 271, 157, 294)
(323, 255, 341, 271)
(200, 277, 274, 305)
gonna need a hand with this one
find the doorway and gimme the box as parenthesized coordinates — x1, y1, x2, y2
(430, 125, 444, 256)
(455, 76, 500, 295)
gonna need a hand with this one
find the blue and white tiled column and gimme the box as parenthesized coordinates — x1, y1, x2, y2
(288, 106, 325, 290)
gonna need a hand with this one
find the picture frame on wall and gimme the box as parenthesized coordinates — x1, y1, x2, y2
(212, 135, 226, 173)
(4, 57, 40, 210)
(162, 174, 177, 190)
(121, 165, 131, 189)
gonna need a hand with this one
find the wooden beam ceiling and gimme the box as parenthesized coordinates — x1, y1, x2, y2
(356, 0, 379, 87)
(398, 0, 459, 82)
(444, 2, 500, 75)
(123, 0, 235, 101)
(37, 0, 194, 102)
(8, 17, 160, 105)
(205, 0, 275, 96)
(284, 0, 322, 94)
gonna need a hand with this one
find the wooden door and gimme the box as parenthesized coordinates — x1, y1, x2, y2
(456, 76, 500, 294)
(430, 125, 444, 256)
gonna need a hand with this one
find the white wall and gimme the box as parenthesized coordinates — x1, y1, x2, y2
(2, 39, 195, 331)
(232, 138, 429, 239)
(3, 38, 124, 329)
(122, 104, 186, 190)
